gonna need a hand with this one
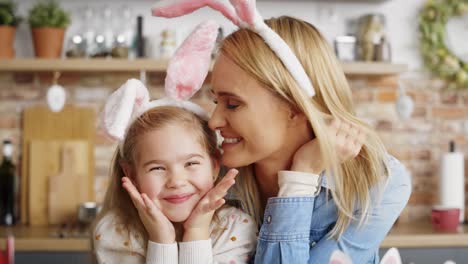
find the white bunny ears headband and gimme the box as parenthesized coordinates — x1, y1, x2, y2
(329, 247, 402, 264)
(152, 0, 316, 97)
(102, 20, 219, 154)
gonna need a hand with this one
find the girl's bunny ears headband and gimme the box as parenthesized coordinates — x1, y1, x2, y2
(102, 20, 219, 155)
(152, 0, 316, 97)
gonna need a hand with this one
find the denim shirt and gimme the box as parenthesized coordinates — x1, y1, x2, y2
(252, 155, 412, 264)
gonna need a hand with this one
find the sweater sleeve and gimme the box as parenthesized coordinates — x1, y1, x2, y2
(277, 170, 321, 197)
(146, 241, 178, 264)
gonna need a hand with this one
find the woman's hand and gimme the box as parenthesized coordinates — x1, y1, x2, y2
(122, 177, 176, 244)
(182, 169, 238, 241)
(292, 118, 366, 174)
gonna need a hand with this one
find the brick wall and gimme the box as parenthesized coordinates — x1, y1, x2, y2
(1, 71, 467, 223)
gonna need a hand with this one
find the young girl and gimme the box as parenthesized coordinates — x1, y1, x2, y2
(93, 21, 256, 264)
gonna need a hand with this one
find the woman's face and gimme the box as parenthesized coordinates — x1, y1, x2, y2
(209, 54, 293, 168)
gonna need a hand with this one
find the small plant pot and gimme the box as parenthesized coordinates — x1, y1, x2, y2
(32, 27, 65, 58)
(0, 26, 16, 58)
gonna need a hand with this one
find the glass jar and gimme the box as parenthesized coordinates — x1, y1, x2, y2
(357, 14, 386, 61)
(112, 6, 134, 59)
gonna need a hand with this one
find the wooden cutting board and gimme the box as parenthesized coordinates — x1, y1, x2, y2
(21, 105, 95, 225)
(28, 140, 91, 226)
(28, 141, 61, 226)
(48, 141, 89, 225)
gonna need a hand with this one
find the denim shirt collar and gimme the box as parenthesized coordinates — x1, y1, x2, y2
(320, 171, 333, 190)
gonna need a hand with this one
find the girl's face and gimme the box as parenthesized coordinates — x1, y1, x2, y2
(133, 123, 219, 223)
(209, 54, 293, 168)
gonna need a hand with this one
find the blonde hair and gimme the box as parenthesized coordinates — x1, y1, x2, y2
(94, 106, 221, 246)
(220, 16, 389, 237)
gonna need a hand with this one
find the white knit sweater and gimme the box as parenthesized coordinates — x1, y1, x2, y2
(94, 206, 257, 264)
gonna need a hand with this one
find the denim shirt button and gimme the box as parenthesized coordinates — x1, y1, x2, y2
(310, 241, 316, 248)
(266, 215, 272, 224)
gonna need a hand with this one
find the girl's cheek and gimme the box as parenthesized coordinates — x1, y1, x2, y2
(139, 178, 163, 196)
(197, 179, 215, 194)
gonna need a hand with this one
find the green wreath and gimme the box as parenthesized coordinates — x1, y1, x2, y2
(419, 0, 468, 88)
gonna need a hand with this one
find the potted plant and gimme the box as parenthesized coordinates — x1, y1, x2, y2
(28, 0, 70, 58)
(0, 0, 22, 58)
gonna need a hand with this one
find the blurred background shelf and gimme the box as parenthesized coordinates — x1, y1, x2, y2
(0, 59, 407, 75)
(0, 59, 168, 72)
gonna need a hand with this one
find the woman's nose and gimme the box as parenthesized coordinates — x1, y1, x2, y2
(209, 105, 226, 131)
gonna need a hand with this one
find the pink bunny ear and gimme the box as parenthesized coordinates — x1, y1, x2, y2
(102, 79, 150, 140)
(329, 250, 353, 264)
(380, 248, 402, 264)
(229, 0, 256, 26)
(152, 0, 241, 25)
(164, 20, 219, 100)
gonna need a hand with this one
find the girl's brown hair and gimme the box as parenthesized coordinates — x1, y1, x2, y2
(94, 106, 219, 246)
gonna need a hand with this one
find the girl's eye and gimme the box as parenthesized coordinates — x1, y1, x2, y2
(185, 161, 200, 167)
(149, 166, 165, 171)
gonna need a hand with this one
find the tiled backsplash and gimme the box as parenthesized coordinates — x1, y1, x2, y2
(0, 71, 467, 223)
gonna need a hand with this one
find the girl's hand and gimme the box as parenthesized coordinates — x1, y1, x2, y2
(292, 118, 366, 174)
(122, 177, 176, 244)
(182, 169, 238, 241)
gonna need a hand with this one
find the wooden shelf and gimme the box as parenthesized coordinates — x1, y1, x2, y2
(341, 62, 408, 75)
(0, 59, 168, 72)
(0, 59, 407, 75)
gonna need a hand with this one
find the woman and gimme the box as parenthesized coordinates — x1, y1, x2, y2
(208, 16, 411, 263)
(150, 1, 412, 262)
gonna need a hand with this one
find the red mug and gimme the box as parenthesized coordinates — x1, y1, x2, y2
(431, 206, 460, 232)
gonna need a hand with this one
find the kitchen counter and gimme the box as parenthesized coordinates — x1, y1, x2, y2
(0, 225, 90, 252)
(381, 221, 468, 248)
(1, 221, 468, 251)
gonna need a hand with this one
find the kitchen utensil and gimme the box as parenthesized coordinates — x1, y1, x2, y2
(48, 141, 89, 225)
(0, 235, 14, 264)
(375, 36, 392, 62)
(28, 141, 62, 226)
(77, 202, 101, 225)
(29, 140, 90, 226)
(440, 141, 465, 223)
(431, 206, 460, 232)
(334, 35, 357, 61)
(21, 105, 95, 225)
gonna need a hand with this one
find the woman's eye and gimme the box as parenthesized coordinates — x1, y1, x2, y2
(185, 161, 200, 167)
(226, 103, 239, 110)
(226, 99, 240, 109)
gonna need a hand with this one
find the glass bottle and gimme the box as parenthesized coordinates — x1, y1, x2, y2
(92, 5, 114, 58)
(159, 29, 176, 60)
(0, 139, 18, 226)
(112, 6, 134, 59)
(82, 6, 96, 58)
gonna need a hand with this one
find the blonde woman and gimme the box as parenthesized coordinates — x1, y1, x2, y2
(152, 1, 411, 262)
(207, 16, 411, 264)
